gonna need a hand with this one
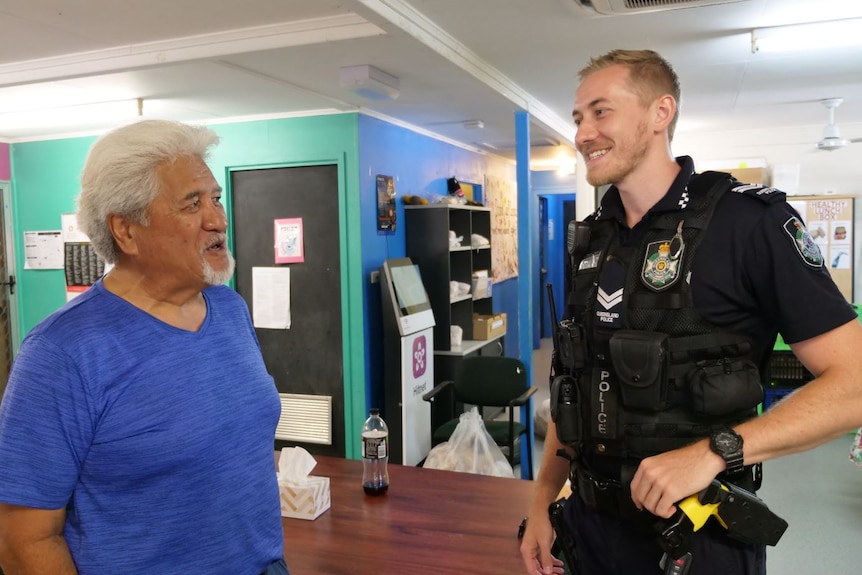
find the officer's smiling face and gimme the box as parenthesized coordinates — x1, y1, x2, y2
(573, 64, 651, 188)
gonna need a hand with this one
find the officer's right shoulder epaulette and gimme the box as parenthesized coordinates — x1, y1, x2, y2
(727, 182, 786, 204)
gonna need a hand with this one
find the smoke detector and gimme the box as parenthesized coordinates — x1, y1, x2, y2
(578, 0, 749, 15)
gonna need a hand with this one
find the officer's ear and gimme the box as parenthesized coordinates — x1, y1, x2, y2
(652, 94, 676, 135)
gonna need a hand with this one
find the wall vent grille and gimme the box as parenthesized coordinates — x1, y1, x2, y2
(276, 393, 332, 445)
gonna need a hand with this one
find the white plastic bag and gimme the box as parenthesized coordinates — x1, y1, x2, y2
(423, 407, 515, 478)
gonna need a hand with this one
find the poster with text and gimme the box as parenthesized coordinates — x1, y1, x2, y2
(376, 174, 396, 234)
(793, 196, 855, 302)
(274, 218, 304, 264)
(61, 214, 107, 300)
(485, 174, 518, 281)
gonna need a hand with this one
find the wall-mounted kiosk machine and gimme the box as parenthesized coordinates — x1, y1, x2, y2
(380, 257, 435, 465)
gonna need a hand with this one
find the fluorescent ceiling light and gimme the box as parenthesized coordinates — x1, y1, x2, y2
(752, 18, 862, 54)
(0, 98, 143, 134)
(0, 82, 137, 113)
(339, 65, 399, 101)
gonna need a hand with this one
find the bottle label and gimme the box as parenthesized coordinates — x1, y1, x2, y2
(362, 435, 388, 459)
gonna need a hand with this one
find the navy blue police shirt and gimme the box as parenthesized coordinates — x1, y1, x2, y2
(593, 155, 856, 372)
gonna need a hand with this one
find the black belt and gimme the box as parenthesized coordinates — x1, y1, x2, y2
(572, 465, 643, 522)
(571, 463, 759, 521)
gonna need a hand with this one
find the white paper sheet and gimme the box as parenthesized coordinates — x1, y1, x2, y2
(23, 230, 63, 269)
(252, 267, 291, 329)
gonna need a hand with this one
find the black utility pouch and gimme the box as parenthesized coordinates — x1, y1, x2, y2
(550, 374, 582, 447)
(609, 330, 669, 411)
(688, 358, 764, 416)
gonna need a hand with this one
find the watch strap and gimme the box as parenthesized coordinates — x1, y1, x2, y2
(723, 451, 745, 476)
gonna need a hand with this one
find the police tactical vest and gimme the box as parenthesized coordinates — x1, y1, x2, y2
(568, 172, 783, 460)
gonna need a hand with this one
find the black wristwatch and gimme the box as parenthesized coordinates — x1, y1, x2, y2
(709, 427, 745, 476)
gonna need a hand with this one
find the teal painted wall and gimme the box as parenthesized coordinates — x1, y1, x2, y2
(11, 137, 98, 336)
(9, 114, 368, 457)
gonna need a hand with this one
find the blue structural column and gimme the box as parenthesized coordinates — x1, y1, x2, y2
(515, 110, 534, 479)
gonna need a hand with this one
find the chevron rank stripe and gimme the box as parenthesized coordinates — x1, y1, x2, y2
(597, 287, 623, 310)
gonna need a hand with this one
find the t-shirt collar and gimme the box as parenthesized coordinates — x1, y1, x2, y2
(594, 156, 696, 224)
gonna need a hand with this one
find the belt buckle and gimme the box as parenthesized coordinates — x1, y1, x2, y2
(578, 469, 624, 516)
(589, 473, 613, 492)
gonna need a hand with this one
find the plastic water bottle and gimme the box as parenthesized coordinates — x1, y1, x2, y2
(361, 408, 390, 496)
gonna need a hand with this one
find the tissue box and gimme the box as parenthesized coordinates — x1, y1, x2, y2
(278, 476, 331, 520)
(472, 312, 506, 340)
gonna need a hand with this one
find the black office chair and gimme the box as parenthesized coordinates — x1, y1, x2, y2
(422, 355, 538, 478)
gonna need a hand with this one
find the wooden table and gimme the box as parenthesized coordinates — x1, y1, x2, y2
(279, 454, 532, 575)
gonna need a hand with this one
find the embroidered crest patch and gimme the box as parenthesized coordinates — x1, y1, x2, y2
(641, 239, 684, 291)
(783, 216, 823, 267)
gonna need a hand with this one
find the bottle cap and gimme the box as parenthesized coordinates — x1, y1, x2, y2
(370, 408, 380, 415)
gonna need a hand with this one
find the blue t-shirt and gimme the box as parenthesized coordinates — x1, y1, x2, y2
(0, 280, 284, 575)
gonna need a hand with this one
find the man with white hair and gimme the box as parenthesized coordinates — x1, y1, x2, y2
(0, 120, 288, 575)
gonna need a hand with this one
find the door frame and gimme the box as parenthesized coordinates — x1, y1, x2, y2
(0, 181, 20, 358)
(223, 155, 366, 458)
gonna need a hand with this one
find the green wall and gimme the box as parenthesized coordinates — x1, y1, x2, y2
(12, 137, 98, 336)
(9, 113, 367, 457)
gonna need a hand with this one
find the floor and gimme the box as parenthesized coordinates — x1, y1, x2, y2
(517, 338, 862, 575)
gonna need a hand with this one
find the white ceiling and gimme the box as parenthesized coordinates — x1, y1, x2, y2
(1, 0, 861, 161)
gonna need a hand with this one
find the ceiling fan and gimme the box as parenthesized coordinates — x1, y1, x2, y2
(816, 98, 862, 151)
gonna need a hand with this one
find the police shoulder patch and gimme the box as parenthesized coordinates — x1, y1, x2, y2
(782, 216, 823, 268)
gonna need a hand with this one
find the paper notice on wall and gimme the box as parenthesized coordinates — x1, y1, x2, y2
(253, 266, 291, 329)
(771, 164, 801, 195)
(61, 213, 89, 243)
(24, 230, 63, 269)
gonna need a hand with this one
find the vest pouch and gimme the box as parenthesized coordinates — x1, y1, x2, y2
(609, 330, 668, 411)
(550, 375, 582, 446)
(689, 358, 764, 416)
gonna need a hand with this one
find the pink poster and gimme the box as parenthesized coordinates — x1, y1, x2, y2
(274, 218, 304, 264)
(0, 143, 10, 181)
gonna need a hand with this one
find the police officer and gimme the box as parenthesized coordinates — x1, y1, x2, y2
(519, 49, 862, 575)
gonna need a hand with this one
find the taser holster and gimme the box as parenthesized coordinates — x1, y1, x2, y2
(657, 479, 789, 560)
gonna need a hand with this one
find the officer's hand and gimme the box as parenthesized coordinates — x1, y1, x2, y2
(519, 514, 565, 575)
(629, 439, 725, 518)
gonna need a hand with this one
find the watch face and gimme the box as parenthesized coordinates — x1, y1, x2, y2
(714, 431, 742, 453)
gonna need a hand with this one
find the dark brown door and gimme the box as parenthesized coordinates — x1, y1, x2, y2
(230, 165, 343, 457)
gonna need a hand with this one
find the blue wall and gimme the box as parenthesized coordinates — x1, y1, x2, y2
(356, 115, 517, 410)
(531, 170, 577, 347)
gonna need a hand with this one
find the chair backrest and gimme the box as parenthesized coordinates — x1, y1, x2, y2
(452, 356, 528, 407)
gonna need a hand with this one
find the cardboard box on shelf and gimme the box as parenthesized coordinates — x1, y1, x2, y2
(727, 167, 769, 185)
(472, 312, 506, 340)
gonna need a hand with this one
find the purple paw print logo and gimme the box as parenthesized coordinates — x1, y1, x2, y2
(412, 336, 427, 378)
